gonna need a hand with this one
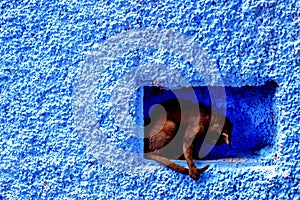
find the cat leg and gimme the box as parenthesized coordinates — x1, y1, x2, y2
(145, 154, 189, 175)
(144, 119, 177, 153)
(183, 140, 199, 180)
(183, 128, 209, 181)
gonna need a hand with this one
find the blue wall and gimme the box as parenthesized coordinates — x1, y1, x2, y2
(0, 0, 299, 199)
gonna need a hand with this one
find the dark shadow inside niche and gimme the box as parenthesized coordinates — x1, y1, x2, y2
(143, 81, 278, 160)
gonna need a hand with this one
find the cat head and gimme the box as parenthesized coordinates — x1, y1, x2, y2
(218, 117, 232, 146)
(205, 114, 233, 146)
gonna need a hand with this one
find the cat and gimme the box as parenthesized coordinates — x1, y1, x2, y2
(144, 99, 232, 181)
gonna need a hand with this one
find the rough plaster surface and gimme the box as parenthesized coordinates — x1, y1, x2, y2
(0, 0, 299, 199)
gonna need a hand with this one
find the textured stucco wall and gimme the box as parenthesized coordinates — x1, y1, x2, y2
(0, 0, 299, 199)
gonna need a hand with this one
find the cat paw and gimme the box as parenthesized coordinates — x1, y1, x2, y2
(189, 167, 200, 181)
(198, 165, 209, 173)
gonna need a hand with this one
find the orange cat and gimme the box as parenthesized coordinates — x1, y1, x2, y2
(144, 99, 232, 180)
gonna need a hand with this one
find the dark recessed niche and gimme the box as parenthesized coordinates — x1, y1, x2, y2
(143, 81, 278, 160)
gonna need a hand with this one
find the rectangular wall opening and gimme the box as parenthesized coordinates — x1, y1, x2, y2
(143, 81, 278, 164)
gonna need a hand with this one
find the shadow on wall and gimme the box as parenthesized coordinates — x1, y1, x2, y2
(143, 81, 278, 160)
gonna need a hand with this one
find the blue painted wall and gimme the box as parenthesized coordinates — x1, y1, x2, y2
(0, 0, 299, 199)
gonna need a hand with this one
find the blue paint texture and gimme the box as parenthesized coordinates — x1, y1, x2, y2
(0, 0, 299, 199)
